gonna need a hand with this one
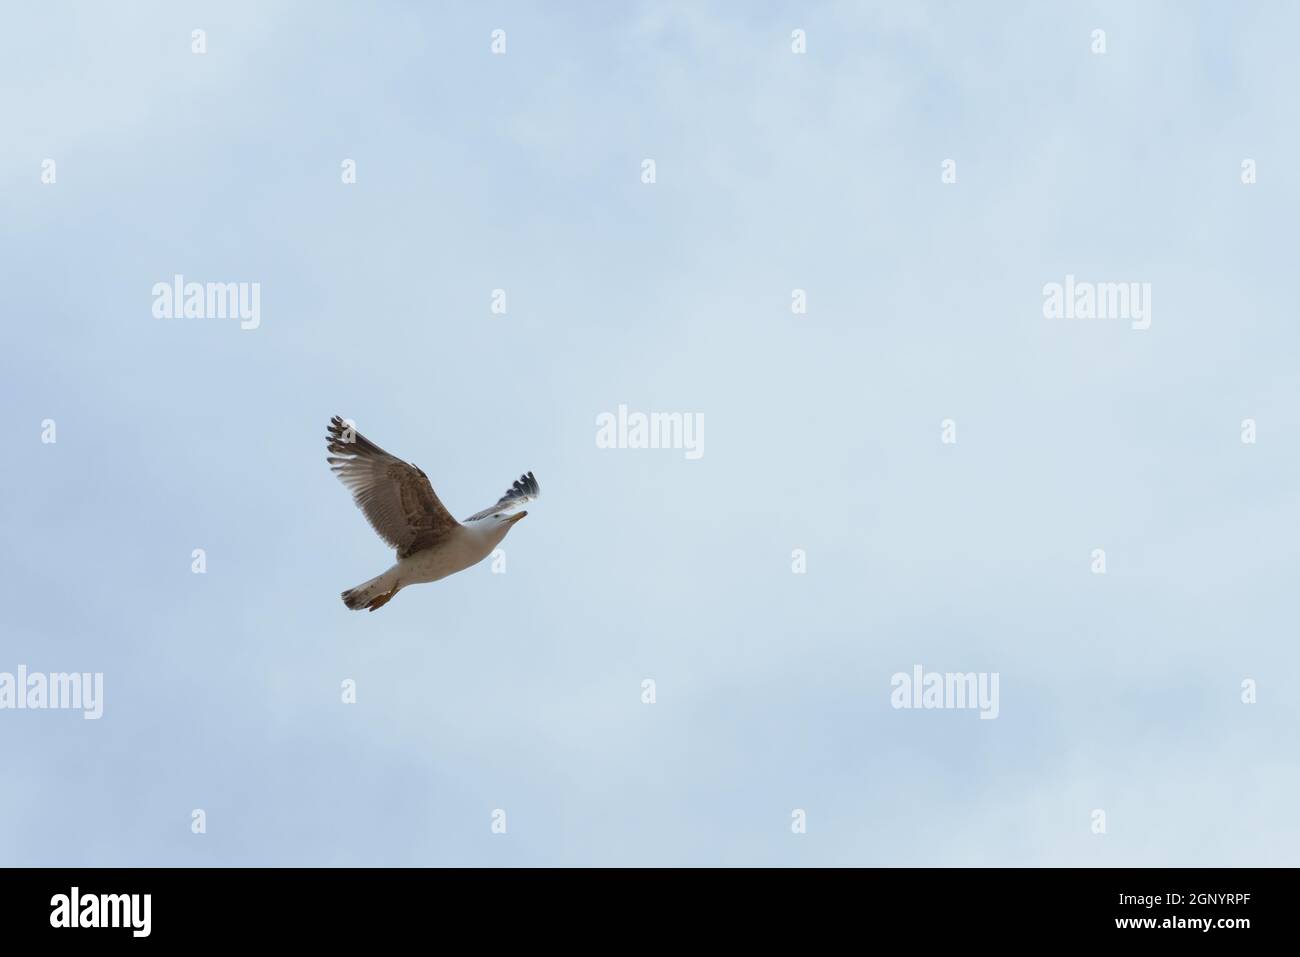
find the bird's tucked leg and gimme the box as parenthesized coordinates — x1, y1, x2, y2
(341, 572, 400, 611)
(366, 585, 400, 612)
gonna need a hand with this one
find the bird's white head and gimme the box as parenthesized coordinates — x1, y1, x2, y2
(467, 509, 526, 553)
(492, 510, 527, 531)
(464, 472, 537, 548)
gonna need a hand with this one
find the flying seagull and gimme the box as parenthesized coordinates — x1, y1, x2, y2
(325, 415, 538, 611)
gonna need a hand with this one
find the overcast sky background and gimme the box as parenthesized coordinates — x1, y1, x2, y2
(2, 1, 1298, 866)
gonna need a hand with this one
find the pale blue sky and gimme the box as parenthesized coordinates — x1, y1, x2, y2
(2, 1, 1298, 866)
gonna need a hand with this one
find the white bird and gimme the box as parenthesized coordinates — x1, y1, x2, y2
(325, 415, 538, 611)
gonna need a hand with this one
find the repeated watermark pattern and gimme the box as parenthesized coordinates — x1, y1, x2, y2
(9, 11, 1289, 876)
(596, 405, 704, 460)
(152, 274, 261, 330)
(890, 665, 999, 720)
(1042, 275, 1151, 330)
(0, 666, 103, 720)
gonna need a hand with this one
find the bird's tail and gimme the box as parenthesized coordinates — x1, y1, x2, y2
(341, 571, 401, 612)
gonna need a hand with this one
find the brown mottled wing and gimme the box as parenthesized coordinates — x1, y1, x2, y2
(325, 415, 459, 558)
(464, 472, 539, 522)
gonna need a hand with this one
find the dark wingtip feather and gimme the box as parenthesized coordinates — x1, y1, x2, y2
(326, 416, 360, 456)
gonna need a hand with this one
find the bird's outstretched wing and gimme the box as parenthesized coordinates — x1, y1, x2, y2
(325, 415, 460, 558)
(464, 472, 540, 522)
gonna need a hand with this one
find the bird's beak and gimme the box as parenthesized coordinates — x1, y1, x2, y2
(507, 511, 528, 525)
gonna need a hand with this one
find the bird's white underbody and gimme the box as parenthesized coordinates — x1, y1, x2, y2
(345, 515, 523, 608)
